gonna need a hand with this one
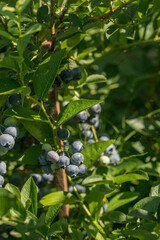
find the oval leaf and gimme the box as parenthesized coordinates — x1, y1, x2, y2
(114, 170, 149, 184)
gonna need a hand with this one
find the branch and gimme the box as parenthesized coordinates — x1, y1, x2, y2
(88, 0, 136, 22)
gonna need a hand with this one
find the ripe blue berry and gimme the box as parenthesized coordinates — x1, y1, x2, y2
(104, 144, 116, 155)
(72, 68, 82, 81)
(30, 173, 42, 184)
(86, 139, 95, 144)
(60, 69, 73, 83)
(4, 126, 19, 139)
(0, 175, 4, 185)
(81, 123, 89, 131)
(59, 151, 69, 157)
(58, 156, 70, 168)
(57, 128, 70, 140)
(88, 115, 99, 125)
(38, 155, 47, 165)
(71, 140, 84, 153)
(9, 94, 21, 106)
(81, 130, 94, 140)
(88, 104, 101, 115)
(47, 151, 59, 163)
(0, 134, 15, 150)
(74, 111, 88, 123)
(43, 165, 52, 174)
(65, 164, 79, 177)
(62, 101, 69, 107)
(109, 150, 120, 164)
(42, 173, 54, 182)
(75, 184, 86, 193)
(78, 164, 87, 176)
(0, 161, 6, 175)
(98, 134, 110, 141)
(71, 152, 84, 166)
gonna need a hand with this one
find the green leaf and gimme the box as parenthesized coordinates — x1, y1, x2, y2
(33, 50, 65, 100)
(21, 120, 54, 144)
(19, 144, 42, 165)
(48, 218, 67, 236)
(5, 183, 21, 199)
(81, 140, 115, 168)
(69, 226, 83, 240)
(82, 175, 112, 186)
(0, 57, 18, 72)
(107, 192, 139, 211)
(39, 191, 78, 207)
(57, 99, 102, 127)
(61, 33, 85, 51)
(122, 229, 158, 240)
(45, 204, 61, 226)
(21, 177, 37, 216)
(133, 196, 160, 212)
(0, 188, 16, 218)
(37, 5, 49, 23)
(128, 209, 156, 221)
(16, 0, 32, 13)
(114, 170, 149, 184)
(86, 74, 107, 84)
(22, 23, 41, 37)
(102, 211, 127, 223)
(0, 78, 30, 95)
(0, 30, 15, 40)
(5, 106, 47, 122)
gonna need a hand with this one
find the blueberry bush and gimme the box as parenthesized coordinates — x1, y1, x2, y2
(0, 0, 160, 239)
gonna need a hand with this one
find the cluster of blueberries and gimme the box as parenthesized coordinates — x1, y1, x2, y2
(38, 131, 87, 177)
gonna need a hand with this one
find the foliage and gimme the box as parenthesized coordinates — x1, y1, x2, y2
(0, 0, 160, 239)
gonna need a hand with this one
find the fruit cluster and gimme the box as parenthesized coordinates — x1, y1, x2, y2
(0, 161, 6, 187)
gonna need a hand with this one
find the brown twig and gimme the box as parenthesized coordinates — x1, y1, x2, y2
(50, 0, 69, 218)
(88, 0, 135, 22)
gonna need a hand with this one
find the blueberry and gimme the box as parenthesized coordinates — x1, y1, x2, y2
(0, 161, 6, 175)
(78, 164, 87, 176)
(38, 155, 47, 165)
(43, 165, 52, 174)
(109, 150, 120, 164)
(63, 140, 69, 146)
(30, 173, 42, 184)
(0, 175, 4, 185)
(42, 173, 54, 182)
(88, 104, 101, 115)
(74, 111, 88, 123)
(94, 120, 101, 131)
(58, 151, 69, 157)
(62, 101, 69, 107)
(0, 134, 15, 150)
(75, 184, 86, 193)
(81, 130, 94, 140)
(81, 123, 89, 131)
(72, 68, 82, 81)
(65, 165, 79, 177)
(57, 156, 70, 168)
(57, 128, 70, 140)
(60, 69, 73, 83)
(71, 140, 84, 153)
(86, 139, 95, 144)
(71, 152, 84, 166)
(47, 151, 59, 163)
(9, 94, 21, 106)
(68, 185, 74, 193)
(0, 185, 2, 188)
(42, 143, 52, 152)
(88, 115, 99, 125)
(104, 144, 116, 155)
(4, 126, 19, 139)
(98, 134, 110, 141)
